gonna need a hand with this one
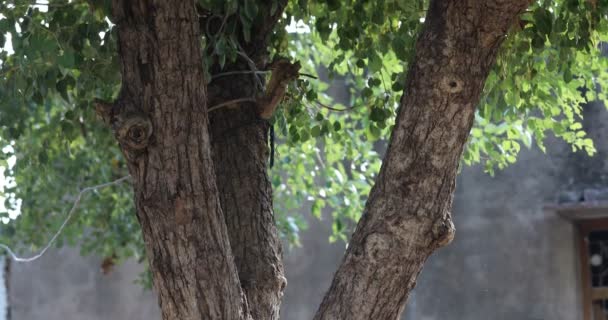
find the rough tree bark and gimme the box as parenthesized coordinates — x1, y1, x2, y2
(99, 0, 534, 319)
(205, 2, 289, 319)
(101, 1, 248, 319)
(314, 0, 531, 319)
(207, 75, 285, 320)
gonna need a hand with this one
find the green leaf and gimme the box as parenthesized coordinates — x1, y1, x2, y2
(563, 67, 572, 83)
(367, 52, 382, 73)
(370, 107, 385, 122)
(326, 0, 341, 11)
(531, 34, 545, 49)
(225, 0, 239, 15)
(58, 50, 76, 69)
(533, 8, 553, 36)
(311, 125, 321, 137)
(243, 1, 258, 20)
(333, 121, 341, 131)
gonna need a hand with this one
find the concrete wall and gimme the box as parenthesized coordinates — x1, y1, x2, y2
(407, 100, 608, 320)
(282, 101, 608, 319)
(9, 105, 607, 319)
(409, 146, 581, 320)
(0, 258, 8, 320)
(280, 134, 585, 319)
(10, 248, 161, 320)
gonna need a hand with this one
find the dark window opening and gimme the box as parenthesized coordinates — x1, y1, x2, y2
(588, 230, 608, 318)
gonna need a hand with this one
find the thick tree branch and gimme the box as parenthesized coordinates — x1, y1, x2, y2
(109, 1, 249, 319)
(257, 58, 301, 119)
(315, 0, 532, 319)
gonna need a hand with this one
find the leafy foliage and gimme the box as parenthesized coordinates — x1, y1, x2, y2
(271, 0, 608, 241)
(0, 0, 606, 277)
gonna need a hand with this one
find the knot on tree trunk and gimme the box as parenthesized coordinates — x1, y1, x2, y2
(115, 114, 153, 150)
(431, 215, 455, 248)
(240, 264, 287, 295)
(94, 99, 153, 152)
(269, 267, 288, 295)
(440, 75, 464, 94)
(240, 268, 287, 320)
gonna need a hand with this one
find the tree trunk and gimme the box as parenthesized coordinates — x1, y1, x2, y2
(205, 1, 289, 319)
(105, 1, 248, 319)
(208, 76, 285, 320)
(314, 0, 531, 319)
(101, 0, 535, 319)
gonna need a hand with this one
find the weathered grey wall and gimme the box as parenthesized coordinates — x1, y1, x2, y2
(0, 258, 8, 320)
(405, 100, 607, 320)
(9, 105, 606, 320)
(10, 248, 161, 319)
(408, 145, 581, 320)
(281, 102, 608, 319)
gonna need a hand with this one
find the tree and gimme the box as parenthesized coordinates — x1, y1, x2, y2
(0, 0, 607, 319)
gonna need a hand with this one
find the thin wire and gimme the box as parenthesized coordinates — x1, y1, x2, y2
(236, 50, 265, 91)
(0, 175, 131, 263)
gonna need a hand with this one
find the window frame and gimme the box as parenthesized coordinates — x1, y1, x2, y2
(578, 218, 608, 320)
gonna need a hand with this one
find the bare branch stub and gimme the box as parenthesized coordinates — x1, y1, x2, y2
(256, 58, 301, 119)
(94, 99, 114, 125)
(115, 113, 153, 151)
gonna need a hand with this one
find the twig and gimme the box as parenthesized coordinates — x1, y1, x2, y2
(7, 1, 69, 7)
(211, 70, 270, 81)
(237, 49, 265, 91)
(208, 97, 257, 113)
(211, 71, 315, 82)
(205, 12, 231, 40)
(0, 175, 131, 263)
(298, 72, 318, 79)
(314, 148, 326, 169)
(315, 101, 354, 112)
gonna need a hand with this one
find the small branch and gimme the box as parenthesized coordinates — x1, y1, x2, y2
(257, 59, 301, 119)
(208, 98, 257, 113)
(6, 1, 72, 7)
(93, 98, 114, 125)
(210, 71, 315, 82)
(314, 101, 354, 112)
(0, 175, 131, 263)
(211, 70, 270, 81)
(314, 148, 326, 169)
(237, 49, 265, 91)
(299, 72, 318, 79)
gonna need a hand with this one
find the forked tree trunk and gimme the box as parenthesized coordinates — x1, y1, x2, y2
(314, 0, 531, 319)
(101, 0, 532, 319)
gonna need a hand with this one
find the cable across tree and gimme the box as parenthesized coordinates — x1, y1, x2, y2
(0, 0, 607, 319)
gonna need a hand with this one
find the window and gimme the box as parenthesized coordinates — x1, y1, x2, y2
(549, 196, 608, 320)
(579, 219, 608, 320)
